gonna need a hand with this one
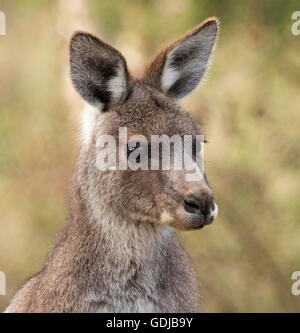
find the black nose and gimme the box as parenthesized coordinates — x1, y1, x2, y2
(183, 194, 214, 217)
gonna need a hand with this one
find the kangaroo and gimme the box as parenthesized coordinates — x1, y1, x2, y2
(5, 17, 219, 313)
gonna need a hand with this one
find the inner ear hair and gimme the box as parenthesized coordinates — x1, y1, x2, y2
(144, 18, 219, 100)
(70, 32, 130, 108)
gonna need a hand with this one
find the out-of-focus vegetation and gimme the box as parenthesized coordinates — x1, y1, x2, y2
(1, 0, 300, 312)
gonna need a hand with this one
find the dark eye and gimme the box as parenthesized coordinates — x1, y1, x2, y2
(127, 143, 148, 163)
(128, 142, 139, 153)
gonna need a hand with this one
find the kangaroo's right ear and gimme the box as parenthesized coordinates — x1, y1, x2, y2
(70, 32, 130, 108)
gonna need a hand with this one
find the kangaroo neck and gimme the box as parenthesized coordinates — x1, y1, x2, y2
(57, 179, 176, 280)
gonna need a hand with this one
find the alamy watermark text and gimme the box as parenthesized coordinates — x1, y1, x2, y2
(0, 11, 6, 36)
(291, 271, 300, 296)
(0, 271, 6, 295)
(291, 11, 300, 35)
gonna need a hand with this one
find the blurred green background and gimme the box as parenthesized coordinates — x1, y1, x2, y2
(1, 0, 300, 312)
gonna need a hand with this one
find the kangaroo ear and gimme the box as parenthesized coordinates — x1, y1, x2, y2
(144, 18, 218, 100)
(70, 32, 130, 108)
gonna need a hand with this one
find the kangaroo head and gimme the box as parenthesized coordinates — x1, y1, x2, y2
(69, 18, 218, 230)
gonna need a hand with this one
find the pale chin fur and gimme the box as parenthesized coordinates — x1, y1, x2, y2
(210, 202, 218, 220)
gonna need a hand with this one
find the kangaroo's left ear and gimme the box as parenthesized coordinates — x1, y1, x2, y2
(144, 18, 219, 100)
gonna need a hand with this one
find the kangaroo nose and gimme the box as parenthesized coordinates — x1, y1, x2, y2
(183, 192, 214, 217)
